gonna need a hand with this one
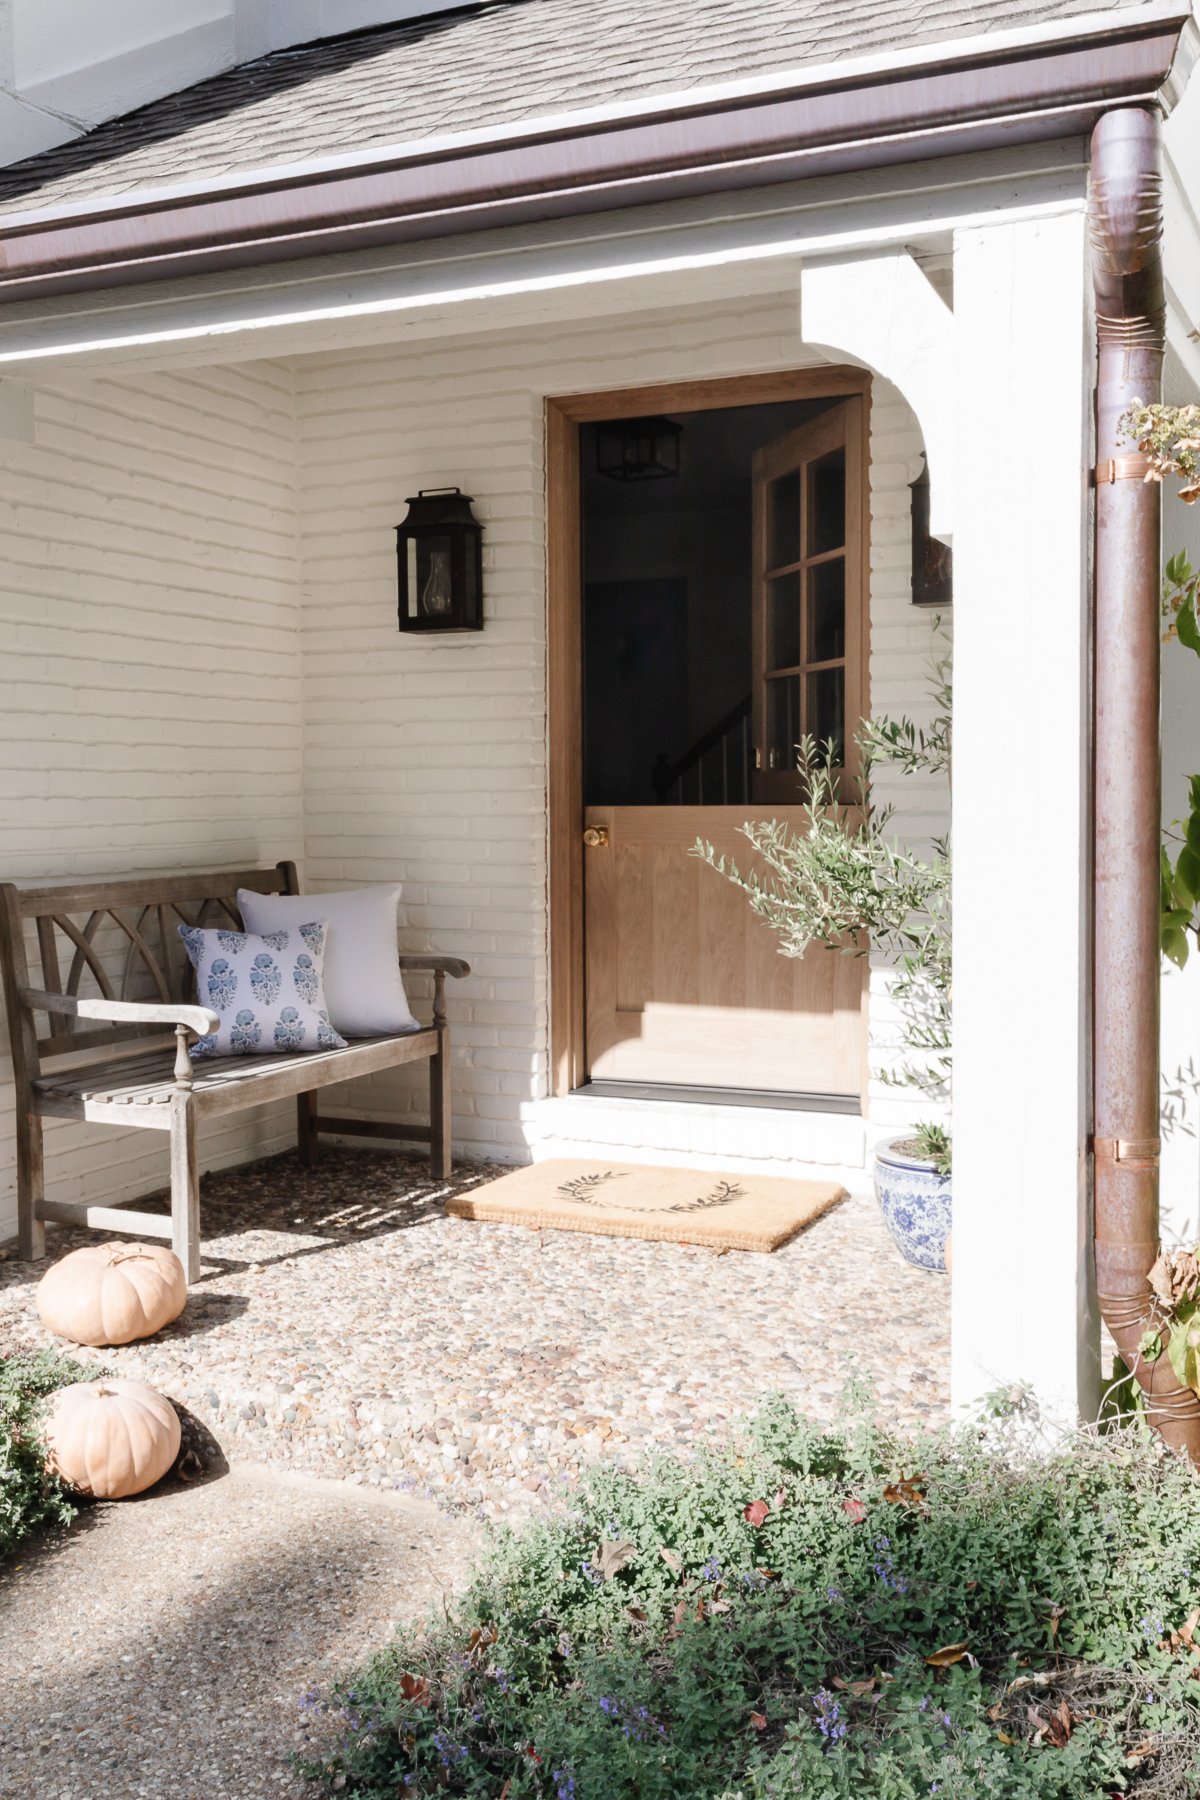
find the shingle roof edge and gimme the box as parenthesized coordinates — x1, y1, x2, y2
(1, 0, 1192, 229)
(0, 1, 1192, 305)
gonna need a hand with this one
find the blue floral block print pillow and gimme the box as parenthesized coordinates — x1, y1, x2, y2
(177, 921, 348, 1059)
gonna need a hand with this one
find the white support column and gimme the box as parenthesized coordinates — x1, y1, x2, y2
(950, 209, 1097, 1423)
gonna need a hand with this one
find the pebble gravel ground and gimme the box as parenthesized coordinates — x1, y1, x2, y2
(0, 1148, 949, 1522)
(0, 1462, 479, 1799)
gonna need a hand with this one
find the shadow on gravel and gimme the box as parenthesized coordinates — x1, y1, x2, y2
(0, 1466, 473, 1796)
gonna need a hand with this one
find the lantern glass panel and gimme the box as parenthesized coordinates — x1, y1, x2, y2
(406, 533, 454, 621)
(595, 415, 681, 481)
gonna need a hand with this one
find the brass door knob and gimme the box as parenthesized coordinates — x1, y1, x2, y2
(583, 826, 610, 848)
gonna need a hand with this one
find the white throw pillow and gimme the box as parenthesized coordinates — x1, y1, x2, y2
(237, 884, 419, 1037)
(178, 922, 347, 1059)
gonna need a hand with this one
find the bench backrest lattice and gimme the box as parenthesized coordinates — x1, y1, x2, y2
(0, 863, 297, 1084)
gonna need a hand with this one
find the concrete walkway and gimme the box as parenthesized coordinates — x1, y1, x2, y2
(0, 1462, 478, 1800)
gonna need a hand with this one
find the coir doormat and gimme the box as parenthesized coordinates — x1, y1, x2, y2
(445, 1160, 845, 1253)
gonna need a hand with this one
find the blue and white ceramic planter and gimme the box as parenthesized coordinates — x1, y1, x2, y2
(873, 1138, 952, 1274)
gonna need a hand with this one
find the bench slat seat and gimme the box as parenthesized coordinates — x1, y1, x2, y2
(0, 861, 467, 1282)
(33, 1030, 440, 1122)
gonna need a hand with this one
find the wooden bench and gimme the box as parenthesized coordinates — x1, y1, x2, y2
(0, 862, 468, 1282)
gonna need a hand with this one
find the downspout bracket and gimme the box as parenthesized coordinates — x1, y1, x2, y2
(1094, 1135, 1161, 1166)
(1092, 453, 1154, 484)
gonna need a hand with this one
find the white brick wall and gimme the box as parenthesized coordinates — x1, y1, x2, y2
(295, 295, 945, 1168)
(0, 287, 947, 1240)
(865, 387, 953, 1146)
(0, 362, 303, 1240)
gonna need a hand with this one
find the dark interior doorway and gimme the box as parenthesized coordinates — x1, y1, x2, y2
(580, 398, 841, 808)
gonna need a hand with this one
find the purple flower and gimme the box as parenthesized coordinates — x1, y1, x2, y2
(812, 1688, 848, 1745)
(554, 1770, 577, 1800)
(701, 1555, 723, 1583)
(431, 1728, 469, 1768)
(597, 1695, 665, 1742)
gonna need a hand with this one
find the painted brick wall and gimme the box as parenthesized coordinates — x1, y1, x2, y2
(865, 386, 953, 1144)
(0, 290, 947, 1244)
(0, 362, 303, 1241)
(295, 294, 945, 1163)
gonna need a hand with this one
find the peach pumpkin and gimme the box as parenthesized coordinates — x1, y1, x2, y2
(36, 1242, 186, 1347)
(45, 1379, 181, 1499)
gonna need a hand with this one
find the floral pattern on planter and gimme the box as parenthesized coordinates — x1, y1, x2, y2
(873, 1140, 952, 1274)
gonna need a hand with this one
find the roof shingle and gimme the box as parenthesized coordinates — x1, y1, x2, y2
(0, 0, 1165, 218)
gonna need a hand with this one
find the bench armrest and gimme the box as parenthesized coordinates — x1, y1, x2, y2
(398, 954, 470, 980)
(21, 988, 220, 1037)
(23, 988, 219, 1090)
(397, 954, 468, 1030)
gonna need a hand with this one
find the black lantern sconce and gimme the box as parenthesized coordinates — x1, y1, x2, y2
(595, 414, 682, 482)
(396, 486, 483, 632)
(909, 456, 953, 607)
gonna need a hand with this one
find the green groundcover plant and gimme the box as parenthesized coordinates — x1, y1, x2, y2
(299, 1397, 1200, 1800)
(0, 1348, 104, 1559)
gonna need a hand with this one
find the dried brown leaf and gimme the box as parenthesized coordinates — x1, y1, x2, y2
(399, 1673, 431, 1708)
(1149, 1252, 1175, 1306)
(925, 1642, 970, 1668)
(883, 1473, 927, 1510)
(596, 1540, 636, 1580)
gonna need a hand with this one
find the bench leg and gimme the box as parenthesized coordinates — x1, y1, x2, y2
(16, 1110, 45, 1261)
(297, 1091, 319, 1167)
(430, 1025, 452, 1179)
(169, 1096, 201, 1284)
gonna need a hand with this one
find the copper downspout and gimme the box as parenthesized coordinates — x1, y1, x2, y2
(1091, 107, 1200, 1454)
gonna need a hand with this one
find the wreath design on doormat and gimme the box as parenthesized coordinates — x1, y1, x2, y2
(555, 1171, 746, 1214)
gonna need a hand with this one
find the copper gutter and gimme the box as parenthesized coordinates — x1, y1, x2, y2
(1091, 107, 1200, 1455)
(0, 9, 1190, 302)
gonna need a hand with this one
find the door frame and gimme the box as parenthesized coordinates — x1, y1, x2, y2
(546, 366, 873, 1098)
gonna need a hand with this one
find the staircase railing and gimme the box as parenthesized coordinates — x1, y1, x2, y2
(651, 695, 752, 805)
